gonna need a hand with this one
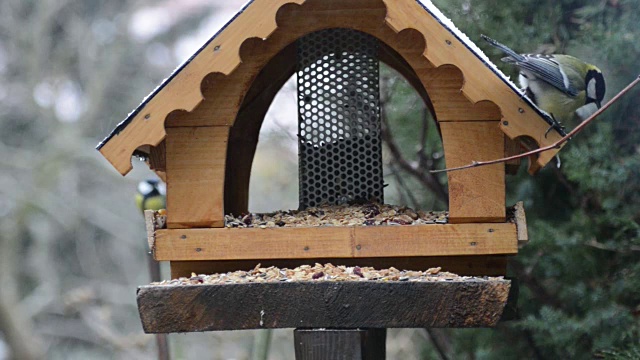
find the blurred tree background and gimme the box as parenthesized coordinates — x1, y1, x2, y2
(0, 0, 638, 359)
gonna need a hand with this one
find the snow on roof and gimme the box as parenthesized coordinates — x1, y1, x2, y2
(415, 0, 561, 132)
(98, 0, 562, 151)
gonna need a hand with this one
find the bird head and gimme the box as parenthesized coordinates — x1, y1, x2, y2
(137, 179, 166, 197)
(585, 66, 606, 108)
(136, 179, 167, 213)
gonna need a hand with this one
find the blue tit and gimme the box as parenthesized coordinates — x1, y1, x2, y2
(135, 179, 166, 212)
(482, 35, 606, 129)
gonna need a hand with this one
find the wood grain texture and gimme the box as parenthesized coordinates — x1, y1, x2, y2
(148, 140, 166, 172)
(100, 0, 561, 175)
(165, 126, 229, 228)
(225, 43, 297, 216)
(381, 0, 563, 167)
(169, 256, 509, 279)
(440, 122, 505, 223)
(513, 201, 528, 246)
(99, 0, 306, 175)
(504, 135, 522, 175)
(144, 210, 157, 252)
(294, 329, 386, 360)
(153, 223, 517, 261)
(137, 279, 511, 332)
(418, 65, 501, 121)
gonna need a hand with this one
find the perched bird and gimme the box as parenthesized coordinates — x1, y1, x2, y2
(135, 179, 166, 212)
(482, 35, 605, 132)
(136, 179, 170, 359)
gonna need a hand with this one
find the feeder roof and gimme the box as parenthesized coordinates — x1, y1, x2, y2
(97, 0, 564, 176)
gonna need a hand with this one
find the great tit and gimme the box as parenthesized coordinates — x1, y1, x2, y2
(482, 35, 606, 130)
(134, 179, 170, 358)
(135, 179, 166, 212)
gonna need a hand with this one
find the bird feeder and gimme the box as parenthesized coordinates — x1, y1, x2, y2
(98, 0, 561, 354)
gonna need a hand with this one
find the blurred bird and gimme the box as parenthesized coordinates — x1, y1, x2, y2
(136, 179, 170, 360)
(482, 35, 606, 133)
(135, 179, 166, 213)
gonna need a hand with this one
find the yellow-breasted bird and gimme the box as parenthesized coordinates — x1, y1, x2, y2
(136, 179, 170, 359)
(482, 35, 606, 131)
(135, 179, 166, 213)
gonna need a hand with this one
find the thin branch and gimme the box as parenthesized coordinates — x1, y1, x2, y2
(381, 116, 448, 203)
(379, 80, 448, 203)
(585, 239, 640, 253)
(388, 163, 420, 208)
(431, 75, 640, 174)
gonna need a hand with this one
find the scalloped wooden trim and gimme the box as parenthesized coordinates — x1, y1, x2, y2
(100, 0, 306, 175)
(100, 0, 560, 176)
(381, 0, 563, 170)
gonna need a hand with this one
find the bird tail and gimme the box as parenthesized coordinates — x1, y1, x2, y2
(481, 35, 525, 62)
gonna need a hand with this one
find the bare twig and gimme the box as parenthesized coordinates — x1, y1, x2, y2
(380, 78, 448, 203)
(585, 239, 640, 253)
(381, 114, 449, 203)
(431, 75, 640, 174)
(388, 163, 420, 208)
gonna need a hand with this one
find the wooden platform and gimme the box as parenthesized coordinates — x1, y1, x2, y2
(145, 203, 528, 264)
(152, 222, 520, 261)
(137, 279, 511, 333)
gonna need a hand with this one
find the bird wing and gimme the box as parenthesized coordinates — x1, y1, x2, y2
(503, 54, 580, 97)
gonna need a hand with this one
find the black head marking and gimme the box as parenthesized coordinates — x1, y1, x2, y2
(586, 70, 606, 108)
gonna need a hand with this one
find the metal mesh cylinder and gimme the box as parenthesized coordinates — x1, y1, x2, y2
(297, 29, 383, 209)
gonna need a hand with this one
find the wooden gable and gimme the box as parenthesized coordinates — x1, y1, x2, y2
(98, 0, 564, 177)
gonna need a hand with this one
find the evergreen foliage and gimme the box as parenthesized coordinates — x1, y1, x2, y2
(417, 0, 640, 358)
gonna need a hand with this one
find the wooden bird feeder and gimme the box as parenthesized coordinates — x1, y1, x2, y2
(98, 0, 560, 356)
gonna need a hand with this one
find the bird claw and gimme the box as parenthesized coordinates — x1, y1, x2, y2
(544, 113, 566, 138)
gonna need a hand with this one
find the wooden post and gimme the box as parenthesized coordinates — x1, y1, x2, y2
(294, 329, 386, 360)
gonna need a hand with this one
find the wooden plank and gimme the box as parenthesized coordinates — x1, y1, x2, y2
(137, 279, 511, 332)
(513, 201, 529, 246)
(504, 135, 522, 174)
(144, 210, 157, 252)
(169, 256, 509, 279)
(294, 329, 386, 360)
(157, 227, 354, 261)
(147, 140, 168, 182)
(148, 140, 166, 171)
(165, 126, 228, 228)
(354, 223, 514, 257)
(153, 223, 517, 261)
(440, 122, 505, 223)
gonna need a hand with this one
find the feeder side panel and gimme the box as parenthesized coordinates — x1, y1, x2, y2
(166, 126, 229, 229)
(441, 121, 505, 223)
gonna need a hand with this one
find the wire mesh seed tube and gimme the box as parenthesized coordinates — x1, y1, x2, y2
(297, 29, 383, 209)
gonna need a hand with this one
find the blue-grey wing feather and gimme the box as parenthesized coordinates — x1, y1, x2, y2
(503, 55, 579, 97)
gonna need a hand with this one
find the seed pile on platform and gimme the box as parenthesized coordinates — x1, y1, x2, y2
(224, 203, 448, 228)
(153, 263, 503, 286)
